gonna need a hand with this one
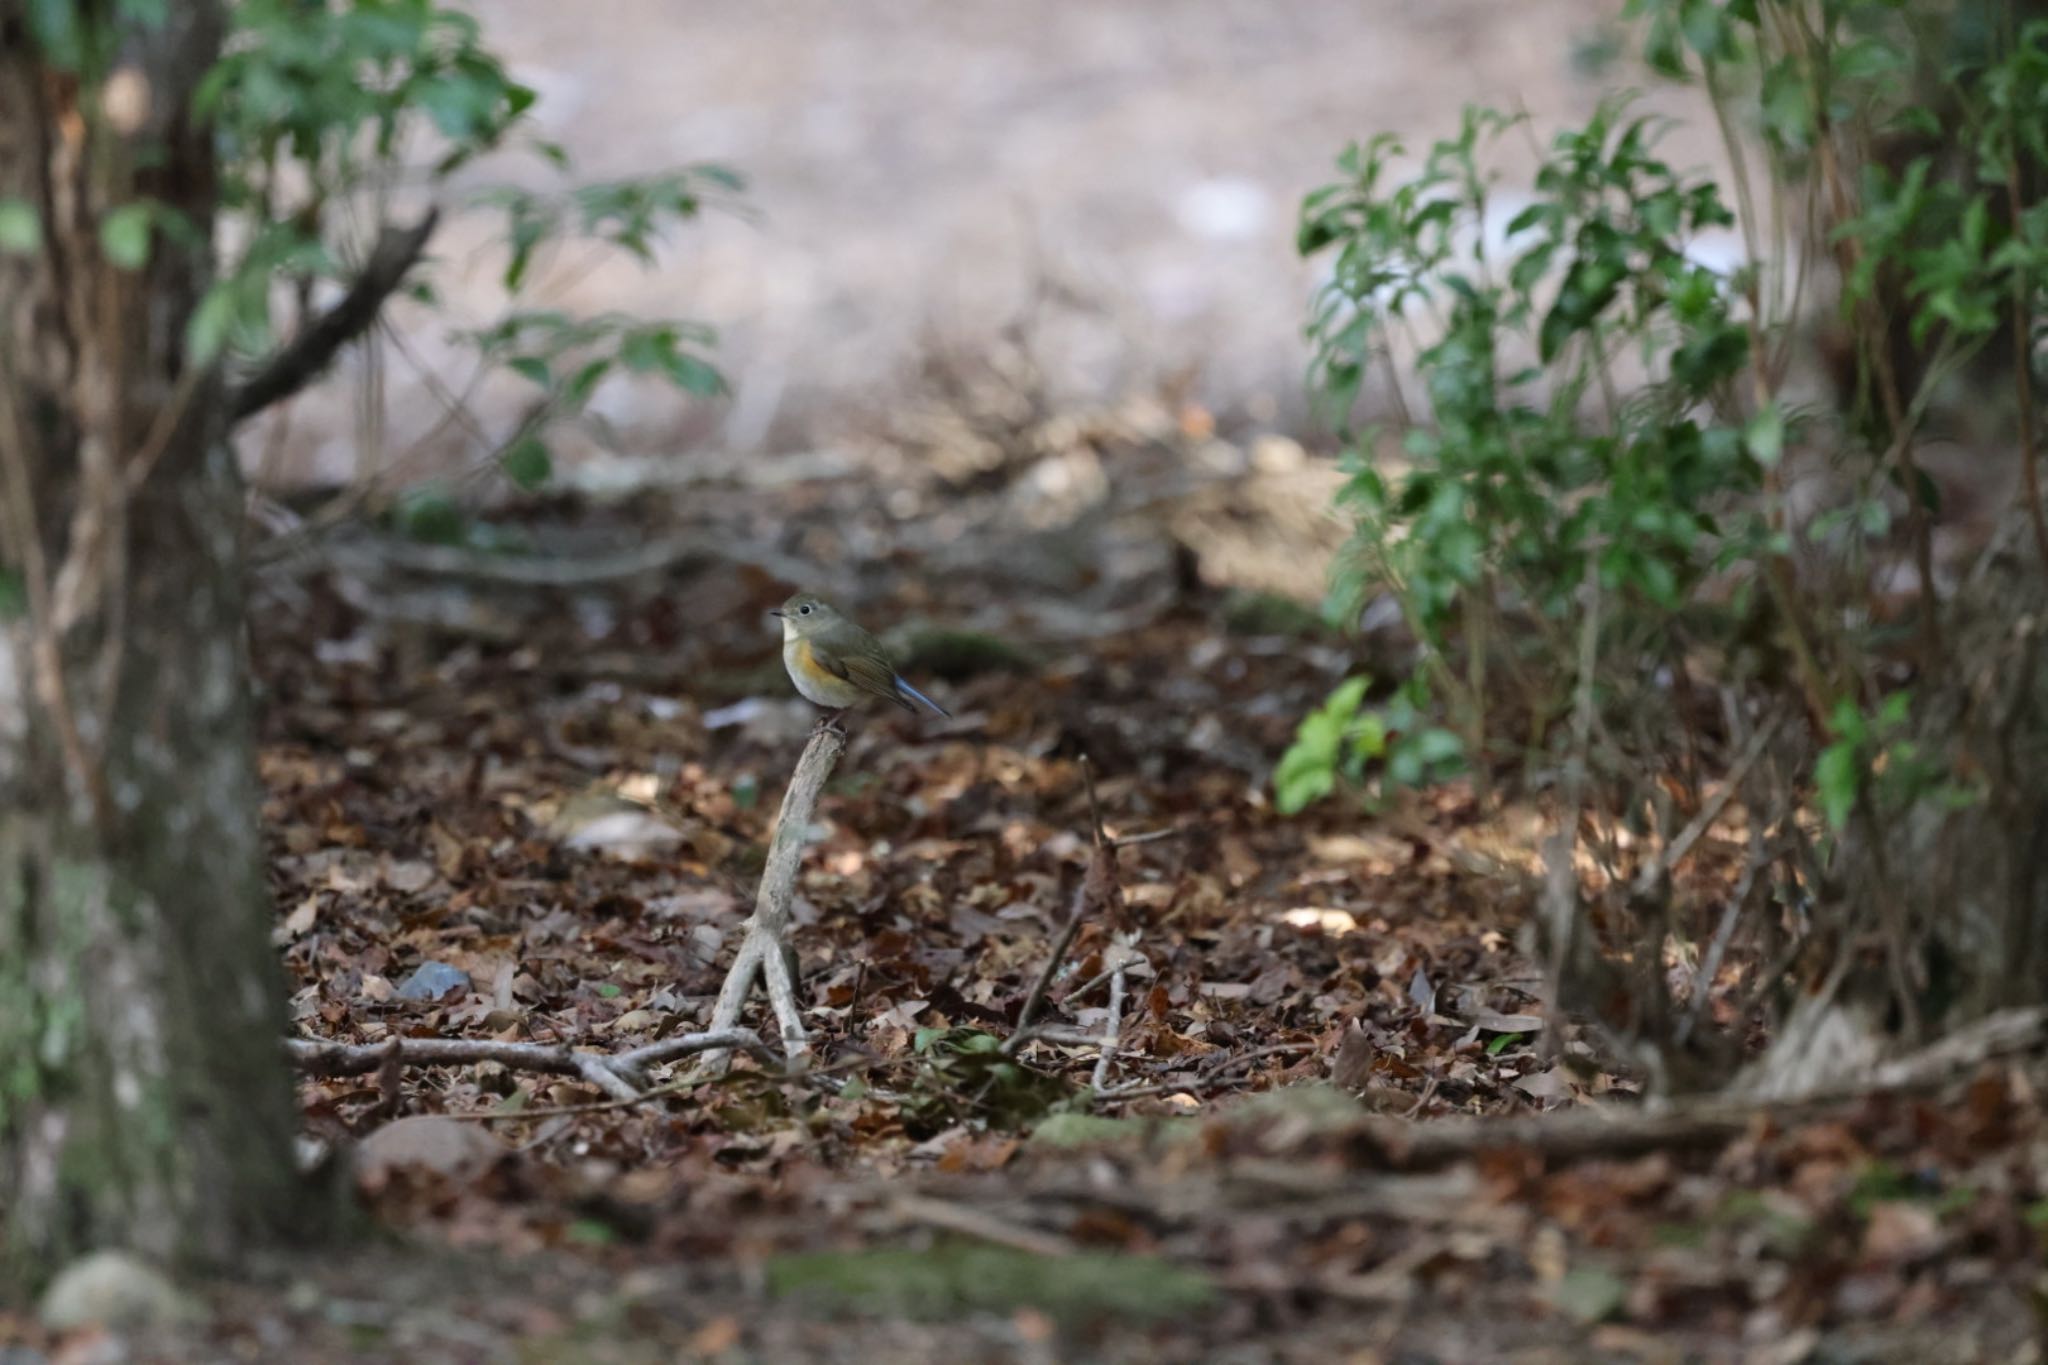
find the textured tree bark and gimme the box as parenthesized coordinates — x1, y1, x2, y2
(0, 2, 329, 1291)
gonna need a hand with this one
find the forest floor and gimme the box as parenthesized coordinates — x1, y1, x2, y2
(8, 408, 2041, 1365)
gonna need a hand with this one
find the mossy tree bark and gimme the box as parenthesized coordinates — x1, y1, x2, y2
(0, 1, 324, 1291)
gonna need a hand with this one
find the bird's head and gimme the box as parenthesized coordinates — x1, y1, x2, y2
(769, 592, 846, 641)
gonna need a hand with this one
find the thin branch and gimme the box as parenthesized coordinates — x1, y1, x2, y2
(1091, 957, 1128, 1092)
(704, 721, 847, 1067)
(2005, 161, 2048, 571)
(228, 210, 440, 426)
(0, 370, 109, 827)
(1631, 711, 1783, 898)
(1540, 553, 1602, 1059)
(1007, 874, 1093, 1051)
(1677, 821, 1769, 1048)
(1108, 825, 1186, 850)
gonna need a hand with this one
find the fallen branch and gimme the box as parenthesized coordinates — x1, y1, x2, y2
(704, 721, 848, 1067)
(285, 1026, 776, 1102)
(1336, 1006, 2048, 1170)
(307, 532, 819, 590)
(229, 210, 441, 425)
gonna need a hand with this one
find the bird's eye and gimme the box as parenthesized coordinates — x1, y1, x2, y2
(799, 605, 812, 615)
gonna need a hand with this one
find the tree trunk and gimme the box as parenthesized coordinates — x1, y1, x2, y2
(0, 2, 326, 1290)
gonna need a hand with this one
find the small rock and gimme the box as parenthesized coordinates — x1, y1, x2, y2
(39, 1250, 198, 1333)
(561, 810, 684, 860)
(355, 1115, 508, 1189)
(394, 960, 471, 1002)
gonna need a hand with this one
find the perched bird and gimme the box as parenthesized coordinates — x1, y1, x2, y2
(771, 592, 951, 719)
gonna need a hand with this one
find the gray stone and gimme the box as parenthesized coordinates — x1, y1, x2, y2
(394, 959, 471, 1002)
(38, 1250, 199, 1333)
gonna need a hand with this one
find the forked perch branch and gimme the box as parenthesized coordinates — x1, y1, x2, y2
(704, 720, 848, 1067)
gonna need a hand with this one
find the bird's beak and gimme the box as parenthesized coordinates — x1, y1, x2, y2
(767, 608, 786, 618)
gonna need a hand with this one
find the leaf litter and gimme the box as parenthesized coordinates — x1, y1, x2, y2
(36, 430, 2045, 1363)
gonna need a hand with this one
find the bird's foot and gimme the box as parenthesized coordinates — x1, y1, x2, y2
(814, 710, 848, 739)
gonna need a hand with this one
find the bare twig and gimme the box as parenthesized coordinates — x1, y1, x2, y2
(1631, 711, 1783, 899)
(1092, 955, 1129, 1092)
(1677, 821, 1769, 1047)
(1008, 877, 1092, 1051)
(1107, 825, 1185, 850)
(1006, 757, 1139, 1062)
(228, 210, 440, 425)
(2005, 162, 2048, 572)
(0, 371, 109, 827)
(704, 721, 847, 1067)
(1540, 555, 1603, 1059)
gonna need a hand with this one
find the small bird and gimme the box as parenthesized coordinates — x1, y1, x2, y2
(771, 592, 950, 720)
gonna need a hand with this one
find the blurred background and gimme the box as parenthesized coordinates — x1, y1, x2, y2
(247, 0, 1705, 490)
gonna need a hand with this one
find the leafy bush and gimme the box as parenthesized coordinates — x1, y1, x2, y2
(37, 0, 738, 501)
(1281, 0, 2048, 1081)
(1280, 98, 1776, 808)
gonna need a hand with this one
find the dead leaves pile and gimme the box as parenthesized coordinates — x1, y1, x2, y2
(236, 503, 2048, 1361)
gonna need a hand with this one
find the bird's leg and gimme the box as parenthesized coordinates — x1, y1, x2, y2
(814, 708, 848, 739)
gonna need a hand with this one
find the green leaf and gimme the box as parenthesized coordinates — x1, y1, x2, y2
(185, 284, 236, 366)
(394, 488, 467, 546)
(26, 0, 86, 68)
(506, 356, 551, 387)
(100, 203, 154, 270)
(0, 198, 40, 254)
(594, 982, 622, 999)
(661, 350, 724, 396)
(500, 435, 552, 490)
(1549, 1266, 1627, 1324)
(1744, 403, 1784, 467)
(1486, 1031, 1524, 1056)
(1816, 741, 1860, 831)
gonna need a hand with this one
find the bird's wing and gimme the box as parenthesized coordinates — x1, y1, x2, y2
(831, 650, 917, 712)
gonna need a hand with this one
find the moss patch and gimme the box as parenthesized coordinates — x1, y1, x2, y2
(896, 629, 1040, 680)
(765, 1243, 1214, 1323)
(1027, 1111, 1198, 1150)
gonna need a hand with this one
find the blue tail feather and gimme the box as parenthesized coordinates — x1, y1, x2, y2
(892, 675, 951, 718)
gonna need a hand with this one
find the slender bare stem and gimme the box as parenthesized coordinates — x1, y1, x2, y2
(704, 722, 847, 1067)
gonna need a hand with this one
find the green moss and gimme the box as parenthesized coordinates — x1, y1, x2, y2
(1027, 1111, 1195, 1150)
(1214, 1082, 1367, 1134)
(895, 629, 1039, 681)
(765, 1243, 1214, 1323)
(1220, 590, 1329, 638)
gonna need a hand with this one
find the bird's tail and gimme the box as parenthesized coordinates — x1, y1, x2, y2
(892, 676, 951, 718)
